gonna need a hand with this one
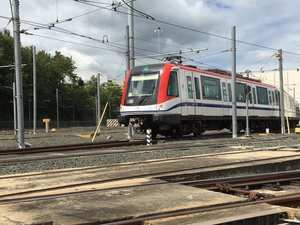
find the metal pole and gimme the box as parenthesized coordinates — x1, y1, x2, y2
(12, 0, 25, 149)
(126, 25, 130, 71)
(13, 82, 17, 136)
(56, 88, 59, 128)
(278, 49, 285, 134)
(128, 0, 135, 69)
(28, 99, 31, 124)
(32, 46, 37, 134)
(95, 94, 98, 125)
(231, 26, 237, 138)
(97, 73, 101, 123)
(293, 87, 296, 106)
(245, 93, 250, 137)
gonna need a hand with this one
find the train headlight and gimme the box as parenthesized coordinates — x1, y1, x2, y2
(127, 99, 134, 104)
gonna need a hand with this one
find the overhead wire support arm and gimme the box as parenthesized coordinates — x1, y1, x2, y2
(121, 0, 155, 20)
(136, 48, 208, 59)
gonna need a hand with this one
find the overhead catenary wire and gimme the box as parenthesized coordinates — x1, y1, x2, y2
(121, 0, 154, 20)
(71, 0, 300, 57)
(23, 32, 126, 54)
(185, 57, 226, 70)
(1, 15, 205, 57)
(22, 32, 166, 62)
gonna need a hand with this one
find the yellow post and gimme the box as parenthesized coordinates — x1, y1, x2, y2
(42, 118, 50, 133)
(92, 102, 108, 143)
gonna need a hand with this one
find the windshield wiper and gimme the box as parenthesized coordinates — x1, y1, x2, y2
(138, 95, 148, 105)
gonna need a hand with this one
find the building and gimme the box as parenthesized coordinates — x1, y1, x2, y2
(250, 69, 300, 103)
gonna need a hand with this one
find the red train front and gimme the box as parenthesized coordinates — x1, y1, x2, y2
(119, 63, 180, 137)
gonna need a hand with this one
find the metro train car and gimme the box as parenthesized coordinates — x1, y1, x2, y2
(119, 59, 300, 137)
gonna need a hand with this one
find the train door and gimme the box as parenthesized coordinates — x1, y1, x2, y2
(221, 80, 230, 116)
(193, 73, 201, 116)
(182, 70, 195, 116)
(171, 68, 182, 115)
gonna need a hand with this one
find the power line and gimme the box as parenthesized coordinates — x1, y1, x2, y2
(23, 32, 126, 54)
(185, 57, 225, 69)
(0, 15, 161, 54)
(121, 0, 154, 20)
(1, 14, 230, 61)
(1, 15, 204, 58)
(136, 48, 208, 59)
(72, 0, 300, 57)
(1, 15, 199, 57)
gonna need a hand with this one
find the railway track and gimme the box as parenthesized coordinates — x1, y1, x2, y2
(1, 153, 300, 203)
(0, 134, 295, 159)
(98, 193, 300, 225)
(1, 138, 300, 224)
(1, 169, 300, 225)
(0, 140, 145, 155)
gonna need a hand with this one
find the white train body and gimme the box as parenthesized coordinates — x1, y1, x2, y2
(119, 63, 300, 136)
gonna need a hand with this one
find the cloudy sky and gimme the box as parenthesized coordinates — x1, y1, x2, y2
(1, 0, 300, 81)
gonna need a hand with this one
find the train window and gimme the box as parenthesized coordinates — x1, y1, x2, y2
(247, 87, 252, 104)
(272, 91, 276, 105)
(268, 90, 273, 105)
(186, 76, 193, 99)
(236, 83, 246, 102)
(128, 73, 159, 97)
(228, 83, 232, 102)
(252, 87, 257, 104)
(167, 71, 179, 97)
(201, 76, 221, 100)
(257, 87, 269, 105)
(275, 91, 280, 105)
(222, 82, 228, 102)
(194, 77, 201, 99)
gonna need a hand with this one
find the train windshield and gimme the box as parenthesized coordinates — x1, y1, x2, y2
(128, 73, 159, 97)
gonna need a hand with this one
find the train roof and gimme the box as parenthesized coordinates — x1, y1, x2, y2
(131, 63, 276, 89)
(175, 63, 276, 89)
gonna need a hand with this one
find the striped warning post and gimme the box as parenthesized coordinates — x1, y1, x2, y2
(106, 119, 120, 128)
(146, 129, 152, 146)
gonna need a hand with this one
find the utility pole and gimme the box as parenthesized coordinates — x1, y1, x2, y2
(13, 82, 17, 136)
(231, 26, 237, 138)
(245, 86, 251, 137)
(128, 0, 135, 69)
(126, 25, 130, 71)
(12, 0, 25, 149)
(95, 93, 98, 125)
(277, 49, 285, 134)
(97, 73, 101, 123)
(32, 46, 37, 134)
(56, 88, 59, 128)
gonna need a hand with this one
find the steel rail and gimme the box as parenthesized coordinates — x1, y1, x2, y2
(0, 135, 296, 163)
(97, 193, 300, 225)
(1, 161, 300, 204)
(0, 140, 144, 155)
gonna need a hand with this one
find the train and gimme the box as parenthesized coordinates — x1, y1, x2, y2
(119, 58, 300, 137)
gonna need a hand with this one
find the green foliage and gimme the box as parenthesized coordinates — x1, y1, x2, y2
(0, 30, 122, 128)
(86, 76, 122, 120)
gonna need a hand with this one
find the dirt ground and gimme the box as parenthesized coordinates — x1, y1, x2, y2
(0, 126, 130, 150)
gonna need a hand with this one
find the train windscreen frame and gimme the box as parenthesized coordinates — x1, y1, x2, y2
(126, 73, 159, 106)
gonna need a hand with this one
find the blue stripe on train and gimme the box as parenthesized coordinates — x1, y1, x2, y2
(122, 102, 279, 114)
(167, 102, 279, 111)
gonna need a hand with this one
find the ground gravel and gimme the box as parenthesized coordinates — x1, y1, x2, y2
(0, 129, 299, 175)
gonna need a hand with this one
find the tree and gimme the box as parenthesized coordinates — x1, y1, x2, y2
(0, 30, 122, 129)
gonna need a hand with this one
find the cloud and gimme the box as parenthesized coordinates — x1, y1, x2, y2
(1, 0, 300, 81)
